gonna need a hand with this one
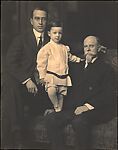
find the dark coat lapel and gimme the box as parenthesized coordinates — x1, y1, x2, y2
(24, 29, 49, 60)
(27, 29, 37, 53)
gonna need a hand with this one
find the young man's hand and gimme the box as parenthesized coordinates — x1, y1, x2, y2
(25, 79, 38, 95)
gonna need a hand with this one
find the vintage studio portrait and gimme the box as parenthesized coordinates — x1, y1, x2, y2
(1, 1, 117, 150)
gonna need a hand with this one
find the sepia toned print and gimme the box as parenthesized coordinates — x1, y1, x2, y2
(1, 1, 117, 149)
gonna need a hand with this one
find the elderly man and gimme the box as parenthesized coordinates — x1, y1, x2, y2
(45, 36, 116, 150)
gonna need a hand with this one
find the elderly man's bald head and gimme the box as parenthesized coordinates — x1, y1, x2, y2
(84, 36, 100, 46)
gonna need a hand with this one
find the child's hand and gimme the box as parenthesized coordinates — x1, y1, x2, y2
(39, 78, 46, 86)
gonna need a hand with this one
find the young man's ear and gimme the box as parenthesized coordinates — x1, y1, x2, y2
(30, 18, 33, 25)
(48, 31, 50, 37)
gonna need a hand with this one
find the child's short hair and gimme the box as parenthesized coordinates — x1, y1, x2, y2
(47, 20, 63, 31)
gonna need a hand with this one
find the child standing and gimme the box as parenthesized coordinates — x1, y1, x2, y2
(37, 20, 83, 112)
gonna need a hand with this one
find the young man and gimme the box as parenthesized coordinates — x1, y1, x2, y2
(2, 6, 50, 148)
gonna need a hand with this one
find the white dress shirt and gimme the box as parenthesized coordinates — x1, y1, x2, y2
(33, 28, 44, 45)
(84, 57, 98, 68)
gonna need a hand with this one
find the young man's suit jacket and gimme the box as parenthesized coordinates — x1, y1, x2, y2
(6, 28, 49, 83)
(2, 28, 49, 133)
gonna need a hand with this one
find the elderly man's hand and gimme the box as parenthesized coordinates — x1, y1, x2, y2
(74, 105, 89, 115)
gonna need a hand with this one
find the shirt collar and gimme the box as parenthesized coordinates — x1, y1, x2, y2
(85, 57, 98, 68)
(91, 57, 98, 63)
(33, 28, 44, 40)
(49, 39, 61, 45)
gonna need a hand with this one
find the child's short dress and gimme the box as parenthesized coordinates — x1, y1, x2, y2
(37, 40, 81, 95)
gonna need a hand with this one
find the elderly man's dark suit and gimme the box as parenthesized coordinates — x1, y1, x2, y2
(45, 56, 116, 150)
(2, 28, 51, 147)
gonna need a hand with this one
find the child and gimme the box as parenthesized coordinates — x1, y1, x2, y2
(37, 20, 83, 112)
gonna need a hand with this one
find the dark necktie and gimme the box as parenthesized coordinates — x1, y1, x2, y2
(37, 36, 42, 50)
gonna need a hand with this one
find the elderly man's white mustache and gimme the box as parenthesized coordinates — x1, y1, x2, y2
(84, 52, 96, 57)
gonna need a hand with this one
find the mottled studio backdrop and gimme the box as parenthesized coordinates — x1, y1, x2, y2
(1, 1, 117, 73)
